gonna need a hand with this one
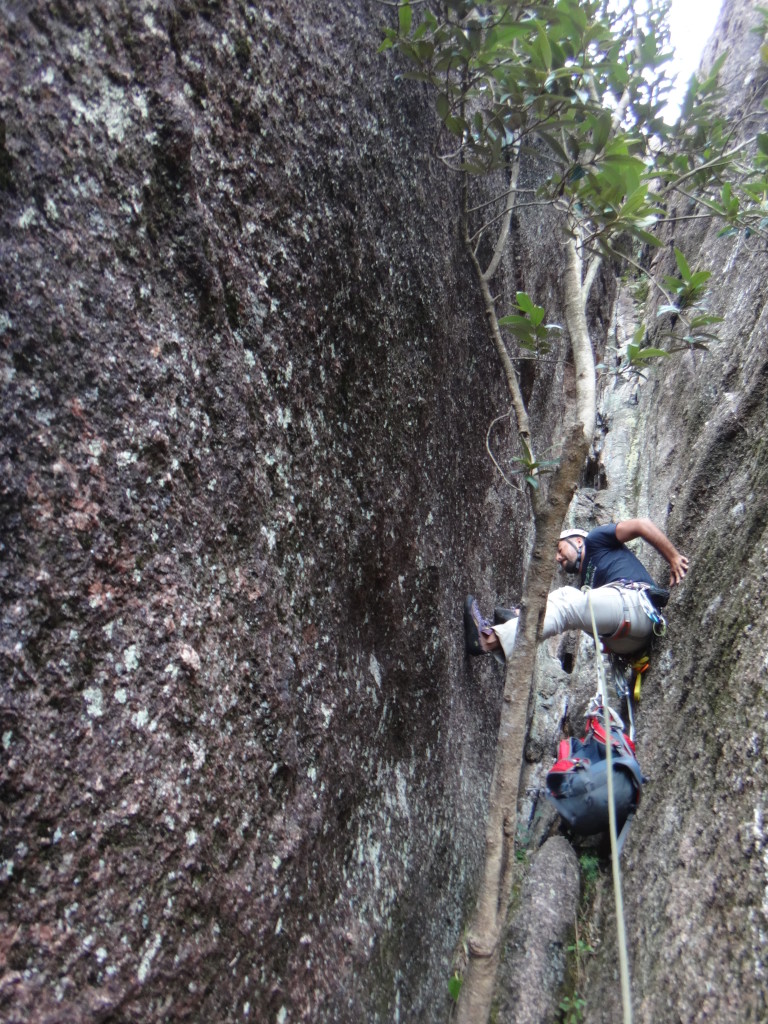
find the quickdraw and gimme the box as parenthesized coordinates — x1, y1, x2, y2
(630, 654, 650, 702)
(637, 589, 667, 638)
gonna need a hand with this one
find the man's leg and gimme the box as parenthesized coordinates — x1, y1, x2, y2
(544, 585, 648, 637)
(468, 587, 651, 660)
(492, 614, 519, 659)
(544, 586, 654, 653)
(493, 586, 632, 659)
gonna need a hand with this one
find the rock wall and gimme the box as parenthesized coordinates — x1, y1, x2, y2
(576, 3, 768, 1021)
(0, 2, 549, 1021)
(5, 1, 763, 1022)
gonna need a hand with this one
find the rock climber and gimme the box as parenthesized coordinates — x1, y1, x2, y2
(465, 518, 689, 662)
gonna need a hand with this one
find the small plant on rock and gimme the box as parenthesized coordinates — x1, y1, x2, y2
(558, 992, 587, 1024)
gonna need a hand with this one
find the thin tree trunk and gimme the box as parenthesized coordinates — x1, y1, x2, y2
(456, 219, 599, 1022)
(455, 426, 589, 1024)
(463, 225, 532, 455)
(564, 235, 597, 441)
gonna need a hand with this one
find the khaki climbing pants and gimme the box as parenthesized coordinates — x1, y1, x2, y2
(493, 585, 654, 658)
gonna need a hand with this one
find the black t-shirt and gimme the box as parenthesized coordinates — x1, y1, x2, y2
(580, 524, 655, 589)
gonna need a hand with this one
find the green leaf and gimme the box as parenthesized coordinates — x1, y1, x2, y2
(537, 23, 552, 70)
(529, 305, 545, 327)
(629, 226, 663, 247)
(398, 2, 412, 37)
(689, 313, 723, 327)
(674, 247, 692, 282)
(448, 973, 463, 1003)
(444, 114, 467, 136)
(592, 111, 612, 154)
(688, 270, 712, 288)
(378, 30, 396, 53)
(499, 313, 533, 328)
(516, 291, 535, 314)
(632, 347, 670, 361)
(619, 186, 652, 219)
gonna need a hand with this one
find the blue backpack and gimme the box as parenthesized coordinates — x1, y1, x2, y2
(545, 703, 645, 838)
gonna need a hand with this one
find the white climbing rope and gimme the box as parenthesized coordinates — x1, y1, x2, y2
(587, 591, 634, 1024)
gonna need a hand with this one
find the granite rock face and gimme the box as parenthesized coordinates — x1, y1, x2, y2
(575, 3, 768, 1021)
(0, 3, 540, 1021)
(3, 1, 765, 1023)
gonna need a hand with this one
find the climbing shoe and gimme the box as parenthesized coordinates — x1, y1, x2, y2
(464, 595, 493, 656)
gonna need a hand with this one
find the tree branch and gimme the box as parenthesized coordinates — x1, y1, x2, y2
(482, 156, 520, 280)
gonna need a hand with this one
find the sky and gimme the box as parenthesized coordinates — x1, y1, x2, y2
(665, 0, 724, 117)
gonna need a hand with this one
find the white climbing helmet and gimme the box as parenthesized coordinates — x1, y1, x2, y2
(558, 528, 588, 543)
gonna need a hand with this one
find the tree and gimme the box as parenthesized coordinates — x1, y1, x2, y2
(380, 2, 768, 1019)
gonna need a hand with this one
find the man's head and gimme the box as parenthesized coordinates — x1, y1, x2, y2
(556, 529, 588, 574)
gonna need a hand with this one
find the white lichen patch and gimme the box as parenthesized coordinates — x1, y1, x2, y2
(123, 644, 140, 671)
(187, 738, 206, 769)
(69, 82, 133, 143)
(754, 804, 768, 916)
(369, 654, 382, 688)
(133, 708, 149, 729)
(394, 766, 409, 816)
(137, 932, 162, 984)
(44, 195, 60, 221)
(701, 594, 723, 627)
(131, 87, 149, 119)
(18, 206, 38, 229)
(180, 645, 201, 672)
(83, 687, 104, 718)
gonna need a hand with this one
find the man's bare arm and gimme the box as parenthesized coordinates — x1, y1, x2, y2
(615, 517, 689, 587)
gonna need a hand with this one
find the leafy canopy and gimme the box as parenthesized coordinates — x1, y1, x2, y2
(381, 0, 675, 250)
(382, 0, 768, 361)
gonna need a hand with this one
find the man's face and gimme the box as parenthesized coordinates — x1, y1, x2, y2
(556, 539, 582, 574)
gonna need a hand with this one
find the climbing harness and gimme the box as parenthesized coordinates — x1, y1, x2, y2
(600, 581, 668, 733)
(602, 581, 668, 646)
